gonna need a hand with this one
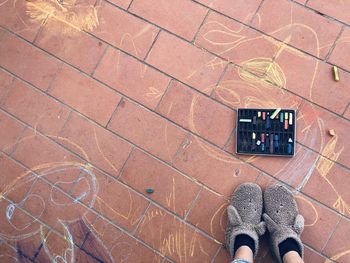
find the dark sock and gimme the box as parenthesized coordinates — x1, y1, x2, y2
(233, 234, 255, 255)
(279, 238, 301, 261)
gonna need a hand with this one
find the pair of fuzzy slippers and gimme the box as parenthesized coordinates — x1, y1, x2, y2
(225, 183, 304, 263)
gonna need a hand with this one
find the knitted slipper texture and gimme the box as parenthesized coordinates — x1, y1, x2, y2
(225, 183, 266, 260)
(263, 185, 304, 263)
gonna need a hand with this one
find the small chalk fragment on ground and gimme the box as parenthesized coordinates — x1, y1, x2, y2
(328, 129, 336, 136)
(333, 66, 339, 81)
(146, 188, 154, 194)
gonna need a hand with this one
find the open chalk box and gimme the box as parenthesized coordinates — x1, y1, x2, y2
(236, 108, 296, 157)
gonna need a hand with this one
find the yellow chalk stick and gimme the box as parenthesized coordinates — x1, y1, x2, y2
(289, 113, 293, 125)
(333, 66, 339, 81)
(270, 108, 281, 119)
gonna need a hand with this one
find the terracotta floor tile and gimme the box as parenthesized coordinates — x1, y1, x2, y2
(275, 47, 350, 115)
(0, 111, 25, 154)
(297, 102, 350, 171)
(34, 19, 107, 75)
(93, 0, 159, 59)
(251, 0, 342, 59)
(49, 65, 121, 126)
(323, 218, 350, 263)
(130, 0, 208, 41)
(195, 12, 279, 66)
(302, 162, 350, 218)
(108, 99, 187, 163)
(16, 229, 49, 261)
(344, 106, 350, 120)
(94, 47, 170, 109)
(108, 0, 132, 9)
(308, 0, 350, 25)
(328, 27, 350, 73)
(196, 0, 262, 23)
(0, 0, 42, 42)
(0, 197, 44, 252)
(296, 194, 340, 251)
(120, 149, 200, 217)
(294, 0, 308, 4)
(0, 29, 62, 91)
(173, 135, 261, 197)
(1, 79, 70, 135)
(304, 246, 328, 263)
(1, 0, 349, 259)
(0, 153, 29, 202)
(35, 228, 99, 263)
(146, 31, 227, 95)
(0, 242, 21, 262)
(0, 69, 14, 101)
(14, 177, 91, 234)
(157, 81, 235, 147)
(83, 216, 163, 263)
(237, 143, 318, 189)
(212, 247, 230, 262)
(136, 204, 220, 262)
(186, 188, 228, 243)
(60, 113, 132, 177)
(214, 64, 302, 110)
(90, 169, 149, 232)
(12, 128, 80, 169)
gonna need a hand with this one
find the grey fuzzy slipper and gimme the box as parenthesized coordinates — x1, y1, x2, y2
(263, 185, 304, 263)
(225, 183, 266, 260)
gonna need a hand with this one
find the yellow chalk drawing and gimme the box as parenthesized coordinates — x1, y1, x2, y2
(294, 196, 318, 227)
(139, 208, 212, 262)
(24, 0, 99, 35)
(146, 87, 163, 99)
(325, 249, 350, 263)
(315, 135, 350, 215)
(316, 135, 343, 178)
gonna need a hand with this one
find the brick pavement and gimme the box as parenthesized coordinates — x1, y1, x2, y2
(0, 0, 350, 262)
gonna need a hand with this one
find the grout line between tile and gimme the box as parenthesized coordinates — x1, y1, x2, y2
(209, 62, 230, 98)
(248, 0, 265, 26)
(191, 8, 210, 44)
(184, 186, 203, 220)
(90, 44, 109, 76)
(58, 110, 74, 137)
(46, 62, 64, 94)
(0, 73, 15, 105)
(222, 126, 236, 152)
(116, 146, 135, 180)
(170, 133, 191, 166)
(320, 216, 341, 253)
(341, 101, 350, 116)
(143, 29, 161, 61)
(324, 25, 345, 62)
(105, 96, 125, 128)
(132, 202, 151, 236)
(210, 245, 223, 263)
(154, 78, 173, 112)
(127, 0, 135, 10)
